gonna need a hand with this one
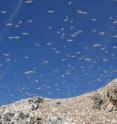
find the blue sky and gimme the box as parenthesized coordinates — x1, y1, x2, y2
(0, 0, 117, 104)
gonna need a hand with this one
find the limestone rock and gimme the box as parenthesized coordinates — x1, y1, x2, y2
(0, 78, 117, 123)
(92, 93, 103, 110)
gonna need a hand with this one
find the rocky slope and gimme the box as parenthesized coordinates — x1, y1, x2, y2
(0, 78, 117, 124)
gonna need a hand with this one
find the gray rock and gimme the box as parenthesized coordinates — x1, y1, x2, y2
(29, 116, 42, 124)
(44, 114, 74, 124)
(92, 93, 103, 110)
(30, 103, 38, 111)
(28, 97, 44, 104)
(2, 111, 15, 123)
(28, 97, 44, 111)
(105, 103, 114, 112)
(0, 109, 43, 124)
(107, 85, 117, 107)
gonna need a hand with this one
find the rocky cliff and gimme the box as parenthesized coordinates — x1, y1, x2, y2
(0, 78, 117, 124)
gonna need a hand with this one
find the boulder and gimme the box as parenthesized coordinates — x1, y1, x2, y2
(92, 93, 103, 110)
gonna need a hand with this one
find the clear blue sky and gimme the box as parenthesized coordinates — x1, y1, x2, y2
(0, 0, 117, 104)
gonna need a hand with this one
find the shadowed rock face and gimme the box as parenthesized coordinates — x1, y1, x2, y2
(92, 93, 103, 110)
(92, 78, 117, 111)
(107, 85, 117, 106)
(0, 78, 117, 124)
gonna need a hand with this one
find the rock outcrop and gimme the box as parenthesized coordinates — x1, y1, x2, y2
(0, 78, 117, 124)
(92, 78, 117, 112)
